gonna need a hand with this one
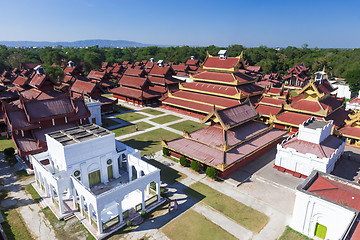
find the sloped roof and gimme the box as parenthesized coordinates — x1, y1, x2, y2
(13, 76, 29, 87)
(119, 75, 150, 89)
(87, 70, 106, 80)
(71, 80, 97, 95)
(203, 56, 240, 70)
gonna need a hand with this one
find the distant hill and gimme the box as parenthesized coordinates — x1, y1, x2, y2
(0, 39, 152, 48)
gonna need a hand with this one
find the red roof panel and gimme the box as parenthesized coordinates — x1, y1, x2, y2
(203, 56, 239, 70)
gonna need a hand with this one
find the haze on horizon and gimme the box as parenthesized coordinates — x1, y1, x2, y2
(1, 0, 359, 48)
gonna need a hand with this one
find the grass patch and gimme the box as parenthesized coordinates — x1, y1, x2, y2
(168, 120, 206, 132)
(25, 184, 41, 202)
(14, 170, 32, 181)
(289, 90, 299, 97)
(184, 182, 269, 233)
(114, 104, 134, 112)
(146, 159, 186, 185)
(101, 118, 121, 128)
(42, 207, 95, 240)
(1, 209, 33, 240)
(101, 93, 113, 98)
(112, 121, 154, 137)
(139, 108, 164, 116)
(121, 128, 180, 156)
(114, 112, 147, 122)
(162, 209, 237, 240)
(279, 226, 313, 240)
(0, 136, 15, 151)
(150, 115, 181, 124)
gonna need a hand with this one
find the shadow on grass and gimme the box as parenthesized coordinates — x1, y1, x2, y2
(121, 139, 158, 153)
(146, 159, 184, 185)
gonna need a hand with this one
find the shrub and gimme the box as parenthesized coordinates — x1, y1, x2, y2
(190, 161, 200, 172)
(160, 187, 166, 198)
(141, 210, 147, 218)
(4, 147, 15, 157)
(206, 167, 218, 179)
(126, 220, 132, 227)
(179, 156, 188, 167)
(162, 147, 170, 156)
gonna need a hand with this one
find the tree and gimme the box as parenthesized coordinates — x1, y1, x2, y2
(190, 161, 200, 172)
(206, 167, 218, 179)
(84, 52, 102, 72)
(6, 51, 24, 68)
(345, 70, 360, 94)
(179, 156, 188, 167)
(44, 65, 64, 83)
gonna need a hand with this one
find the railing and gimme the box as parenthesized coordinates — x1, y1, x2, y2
(103, 216, 119, 231)
(145, 195, 158, 207)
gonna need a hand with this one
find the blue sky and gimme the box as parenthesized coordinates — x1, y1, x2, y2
(1, 0, 359, 48)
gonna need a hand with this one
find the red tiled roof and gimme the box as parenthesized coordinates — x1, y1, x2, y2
(119, 75, 150, 89)
(340, 126, 360, 138)
(167, 127, 285, 168)
(71, 80, 96, 95)
(21, 62, 42, 70)
(193, 71, 254, 84)
(307, 175, 360, 212)
(171, 90, 241, 108)
(29, 74, 48, 88)
(290, 99, 323, 112)
(14, 137, 43, 156)
(182, 81, 238, 96)
(247, 66, 261, 73)
(259, 97, 285, 106)
(6, 110, 40, 131)
(282, 135, 344, 158)
(13, 76, 29, 87)
(319, 95, 344, 112)
(111, 86, 161, 100)
(314, 79, 335, 94)
(349, 97, 360, 105)
(87, 70, 106, 80)
(186, 59, 199, 66)
(216, 101, 258, 127)
(149, 65, 171, 76)
(256, 104, 282, 116)
(162, 97, 214, 113)
(123, 68, 146, 77)
(63, 75, 75, 84)
(148, 85, 166, 94)
(325, 108, 348, 128)
(203, 56, 239, 70)
(276, 111, 316, 126)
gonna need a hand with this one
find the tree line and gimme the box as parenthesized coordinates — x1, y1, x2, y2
(0, 44, 359, 89)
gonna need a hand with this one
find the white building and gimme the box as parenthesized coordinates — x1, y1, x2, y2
(329, 78, 353, 99)
(85, 97, 102, 126)
(274, 118, 346, 178)
(30, 124, 162, 238)
(291, 171, 360, 240)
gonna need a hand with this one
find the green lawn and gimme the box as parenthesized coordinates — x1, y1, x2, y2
(162, 209, 237, 240)
(25, 184, 41, 202)
(1, 209, 33, 240)
(120, 128, 180, 156)
(168, 120, 206, 132)
(114, 104, 135, 112)
(139, 108, 164, 116)
(101, 118, 121, 128)
(150, 115, 181, 124)
(114, 112, 147, 122)
(289, 90, 299, 97)
(112, 122, 154, 137)
(279, 226, 313, 240)
(184, 182, 269, 233)
(15, 170, 32, 182)
(0, 136, 15, 151)
(101, 93, 113, 98)
(146, 159, 186, 185)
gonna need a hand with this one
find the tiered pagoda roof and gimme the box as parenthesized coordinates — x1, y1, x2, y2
(283, 62, 311, 88)
(162, 51, 264, 115)
(338, 111, 360, 141)
(163, 101, 287, 176)
(268, 80, 348, 131)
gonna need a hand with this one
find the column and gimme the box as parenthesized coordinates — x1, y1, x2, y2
(146, 184, 150, 195)
(118, 201, 123, 223)
(156, 182, 161, 201)
(128, 165, 132, 182)
(49, 185, 55, 200)
(141, 189, 145, 210)
(96, 206, 103, 234)
(57, 187, 65, 215)
(88, 204, 92, 224)
(80, 196, 85, 216)
(72, 189, 77, 209)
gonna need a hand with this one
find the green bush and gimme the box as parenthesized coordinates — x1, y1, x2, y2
(126, 220, 132, 227)
(179, 156, 188, 167)
(190, 161, 201, 172)
(160, 187, 166, 198)
(140, 210, 147, 218)
(3, 147, 15, 157)
(206, 167, 218, 179)
(162, 147, 170, 156)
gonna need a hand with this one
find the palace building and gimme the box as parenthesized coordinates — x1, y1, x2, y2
(161, 50, 264, 116)
(267, 79, 348, 133)
(274, 118, 346, 178)
(283, 62, 310, 88)
(31, 124, 163, 239)
(162, 101, 287, 178)
(338, 111, 360, 147)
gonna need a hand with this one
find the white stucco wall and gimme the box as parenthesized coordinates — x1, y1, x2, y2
(291, 190, 356, 240)
(298, 120, 333, 144)
(86, 99, 102, 126)
(275, 138, 346, 176)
